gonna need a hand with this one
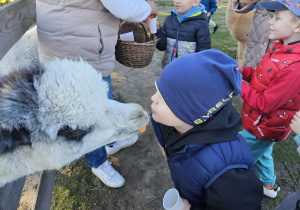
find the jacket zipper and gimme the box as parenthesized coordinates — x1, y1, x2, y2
(171, 17, 181, 61)
(170, 14, 204, 61)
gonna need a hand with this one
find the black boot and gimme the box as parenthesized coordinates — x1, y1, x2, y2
(213, 24, 219, 34)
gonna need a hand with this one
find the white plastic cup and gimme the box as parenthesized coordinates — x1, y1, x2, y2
(119, 31, 134, 41)
(163, 188, 184, 210)
(148, 17, 157, 34)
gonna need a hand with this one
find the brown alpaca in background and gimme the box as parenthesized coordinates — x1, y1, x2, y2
(226, 0, 255, 66)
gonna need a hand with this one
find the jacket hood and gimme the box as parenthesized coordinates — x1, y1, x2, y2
(161, 101, 242, 157)
(171, 4, 206, 23)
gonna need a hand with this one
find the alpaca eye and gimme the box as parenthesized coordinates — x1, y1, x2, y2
(58, 126, 92, 141)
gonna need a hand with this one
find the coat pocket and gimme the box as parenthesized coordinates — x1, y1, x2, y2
(98, 25, 104, 54)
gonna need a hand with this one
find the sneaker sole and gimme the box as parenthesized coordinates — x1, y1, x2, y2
(92, 169, 125, 188)
(100, 179, 125, 188)
(263, 186, 280, 198)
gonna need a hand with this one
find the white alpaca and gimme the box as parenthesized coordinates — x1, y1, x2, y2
(0, 58, 149, 187)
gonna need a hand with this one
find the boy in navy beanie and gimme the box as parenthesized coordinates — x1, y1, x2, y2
(151, 49, 263, 209)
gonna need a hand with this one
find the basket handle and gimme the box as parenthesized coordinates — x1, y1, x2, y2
(119, 21, 148, 40)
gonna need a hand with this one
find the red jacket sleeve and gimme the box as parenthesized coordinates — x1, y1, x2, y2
(241, 67, 255, 82)
(241, 63, 300, 114)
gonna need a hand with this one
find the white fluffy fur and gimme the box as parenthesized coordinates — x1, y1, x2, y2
(36, 59, 109, 140)
(0, 59, 149, 187)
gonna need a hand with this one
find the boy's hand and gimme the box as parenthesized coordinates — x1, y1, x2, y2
(146, 20, 159, 31)
(147, 0, 158, 16)
(182, 198, 191, 210)
(206, 12, 211, 17)
(237, 66, 243, 73)
(290, 111, 300, 135)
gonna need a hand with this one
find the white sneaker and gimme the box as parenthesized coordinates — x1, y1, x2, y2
(263, 184, 280, 198)
(105, 135, 139, 155)
(92, 160, 125, 188)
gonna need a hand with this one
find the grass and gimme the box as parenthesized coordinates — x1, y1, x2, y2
(51, 159, 96, 210)
(51, 3, 300, 210)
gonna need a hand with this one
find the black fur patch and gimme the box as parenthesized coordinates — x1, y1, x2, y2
(0, 65, 45, 147)
(58, 126, 92, 141)
(0, 127, 31, 154)
(0, 66, 43, 129)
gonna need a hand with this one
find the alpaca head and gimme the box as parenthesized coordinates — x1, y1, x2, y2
(0, 58, 149, 187)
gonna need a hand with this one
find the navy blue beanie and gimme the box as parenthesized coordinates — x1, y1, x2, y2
(155, 49, 242, 126)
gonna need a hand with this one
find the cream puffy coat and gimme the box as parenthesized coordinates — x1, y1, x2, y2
(36, 0, 151, 77)
(233, 1, 274, 68)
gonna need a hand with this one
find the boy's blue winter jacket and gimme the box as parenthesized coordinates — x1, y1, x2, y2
(155, 6, 211, 68)
(151, 102, 254, 206)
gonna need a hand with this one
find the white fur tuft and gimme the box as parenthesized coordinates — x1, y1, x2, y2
(35, 59, 108, 137)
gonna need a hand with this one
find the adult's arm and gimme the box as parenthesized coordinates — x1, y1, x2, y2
(101, 0, 154, 22)
(232, 0, 258, 13)
(241, 63, 300, 114)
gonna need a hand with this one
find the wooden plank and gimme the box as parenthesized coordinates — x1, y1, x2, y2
(33, 170, 57, 210)
(0, 177, 26, 210)
(0, 0, 36, 59)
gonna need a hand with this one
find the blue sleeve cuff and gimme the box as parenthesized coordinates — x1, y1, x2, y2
(294, 134, 300, 146)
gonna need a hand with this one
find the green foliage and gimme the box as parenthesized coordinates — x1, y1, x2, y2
(155, 0, 173, 6)
(0, 0, 14, 7)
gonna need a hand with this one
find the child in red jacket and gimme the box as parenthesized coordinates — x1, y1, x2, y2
(237, 0, 300, 198)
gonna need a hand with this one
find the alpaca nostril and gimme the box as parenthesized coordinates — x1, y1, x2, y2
(129, 109, 148, 120)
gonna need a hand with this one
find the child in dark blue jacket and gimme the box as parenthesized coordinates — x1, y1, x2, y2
(153, 0, 211, 68)
(201, 0, 219, 34)
(151, 50, 263, 209)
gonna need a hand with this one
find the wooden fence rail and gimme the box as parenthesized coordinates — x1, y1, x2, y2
(0, 0, 35, 59)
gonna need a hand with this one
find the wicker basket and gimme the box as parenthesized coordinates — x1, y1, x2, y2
(115, 21, 160, 68)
